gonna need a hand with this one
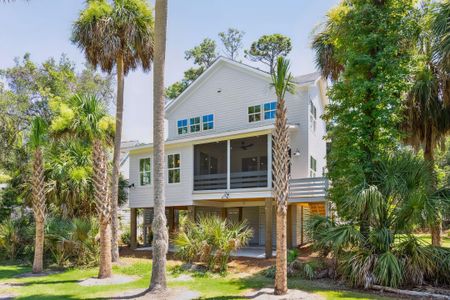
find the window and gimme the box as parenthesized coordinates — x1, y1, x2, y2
(190, 117, 201, 133)
(264, 101, 276, 120)
(248, 105, 261, 122)
(177, 119, 188, 135)
(310, 156, 317, 177)
(139, 158, 151, 185)
(202, 114, 214, 130)
(168, 154, 180, 183)
(309, 100, 317, 132)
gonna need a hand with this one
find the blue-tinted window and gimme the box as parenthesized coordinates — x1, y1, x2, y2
(190, 117, 201, 132)
(202, 114, 214, 130)
(177, 119, 188, 134)
(264, 101, 276, 120)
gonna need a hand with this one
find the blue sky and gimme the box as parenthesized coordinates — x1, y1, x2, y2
(0, 0, 338, 143)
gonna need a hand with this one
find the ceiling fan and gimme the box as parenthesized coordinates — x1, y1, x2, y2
(240, 141, 254, 150)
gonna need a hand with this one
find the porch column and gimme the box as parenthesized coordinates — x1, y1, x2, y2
(287, 205, 292, 249)
(265, 198, 273, 258)
(188, 205, 196, 222)
(227, 139, 231, 190)
(130, 208, 137, 249)
(168, 207, 174, 233)
(221, 207, 227, 220)
(267, 134, 272, 188)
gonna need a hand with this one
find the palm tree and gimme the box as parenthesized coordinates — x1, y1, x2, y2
(270, 56, 295, 295)
(29, 117, 47, 273)
(149, 0, 168, 292)
(401, 3, 450, 246)
(50, 94, 115, 278)
(72, 0, 154, 262)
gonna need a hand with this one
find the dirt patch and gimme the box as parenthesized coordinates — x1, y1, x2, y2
(110, 287, 199, 300)
(246, 287, 325, 300)
(78, 274, 138, 286)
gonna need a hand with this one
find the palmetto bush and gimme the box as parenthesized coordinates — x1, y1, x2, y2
(174, 215, 253, 272)
(0, 216, 34, 260)
(45, 217, 99, 267)
(308, 151, 450, 288)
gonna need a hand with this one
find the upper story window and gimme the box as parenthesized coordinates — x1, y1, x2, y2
(309, 100, 317, 132)
(139, 158, 151, 185)
(310, 156, 317, 177)
(202, 114, 214, 130)
(168, 153, 181, 183)
(190, 117, 201, 133)
(177, 119, 188, 135)
(264, 101, 276, 120)
(248, 105, 261, 122)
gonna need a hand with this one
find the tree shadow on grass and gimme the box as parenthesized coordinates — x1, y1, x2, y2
(0, 263, 31, 280)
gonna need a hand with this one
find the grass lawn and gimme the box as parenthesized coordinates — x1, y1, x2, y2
(414, 233, 450, 248)
(0, 257, 398, 300)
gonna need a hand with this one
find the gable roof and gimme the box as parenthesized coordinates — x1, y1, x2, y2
(165, 56, 327, 115)
(165, 56, 273, 115)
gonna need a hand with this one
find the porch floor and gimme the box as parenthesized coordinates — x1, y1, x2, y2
(135, 246, 275, 259)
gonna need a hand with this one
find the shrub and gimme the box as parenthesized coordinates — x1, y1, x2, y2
(174, 215, 253, 272)
(121, 228, 131, 247)
(45, 217, 99, 267)
(0, 215, 34, 261)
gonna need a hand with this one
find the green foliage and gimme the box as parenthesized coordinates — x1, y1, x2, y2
(314, 0, 419, 217)
(72, 0, 154, 74)
(0, 55, 114, 219)
(308, 151, 450, 288)
(270, 56, 295, 100)
(174, 215, 253, 272)
(218, 28, 245, 60)
(184, 38, 218, 69)
(45, 217, 99, 267)
(245, 34, 292, 73)
(0, 215, 34, 261)
(29, 117, 48, 150)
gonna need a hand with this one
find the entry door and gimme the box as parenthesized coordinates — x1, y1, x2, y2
(258, 206, 276, 247)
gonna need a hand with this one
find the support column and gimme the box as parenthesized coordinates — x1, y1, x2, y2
(221, 207, 227, 220)
(238, 207, 243, 222)
(287, 205, 292, 249)
(130, 208, 137, 249)
(267, 134, 272, 188)
(188, 205, 196, 222)
(265, 198, 273, 258)
(300, 205, 304, 245)
(227, 139, 231, 190)
(168, 207, 174, 233)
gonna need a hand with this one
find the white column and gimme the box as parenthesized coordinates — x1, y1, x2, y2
(227, 139, 231, 190)
(267, 134, 272, 189)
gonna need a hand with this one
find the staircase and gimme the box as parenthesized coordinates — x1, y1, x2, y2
(288, 177, 329, 203)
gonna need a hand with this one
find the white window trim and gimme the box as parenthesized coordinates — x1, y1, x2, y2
(263, 101, 277, 120)
(310, 156, 317, 178)
(309, 100, 317, 133)
(202, 113, 214, 131)
(139, 157, 152, 186)
(167, 153, 181, 184)
(177, 119, 188, 135)
(248, 104, 262, 123)
(189, 116, 201, 133)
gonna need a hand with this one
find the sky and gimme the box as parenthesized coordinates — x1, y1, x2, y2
(0, 0, 339, 143)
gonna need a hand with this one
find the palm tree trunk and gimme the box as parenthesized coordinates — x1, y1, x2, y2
(149, 0, 168, 292)
(32, 147, 45, 273)
(273, 97, 289, 295)
(93, 139, 112, 278)
(99, 218, 112, 278)
(424, 132, 442, 247)
(110, 52, 125, 263)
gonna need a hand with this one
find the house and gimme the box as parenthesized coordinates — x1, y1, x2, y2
(122, 57, 329, 257)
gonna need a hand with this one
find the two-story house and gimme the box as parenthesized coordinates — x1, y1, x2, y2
(123, 57, 329, 257)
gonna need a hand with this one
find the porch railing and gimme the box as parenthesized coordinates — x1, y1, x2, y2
(194, 170, 268, 191)
(230, 170, 267, 189)
(288, 177, 329, 202)
(194, 173, 227, 190)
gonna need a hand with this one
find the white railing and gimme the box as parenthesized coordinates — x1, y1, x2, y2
(288, 177, 329, 202)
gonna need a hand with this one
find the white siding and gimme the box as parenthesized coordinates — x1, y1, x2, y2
(307, 84, 327, 177)
(128, 144, 194, 208)
(127, 59, 328, 209)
